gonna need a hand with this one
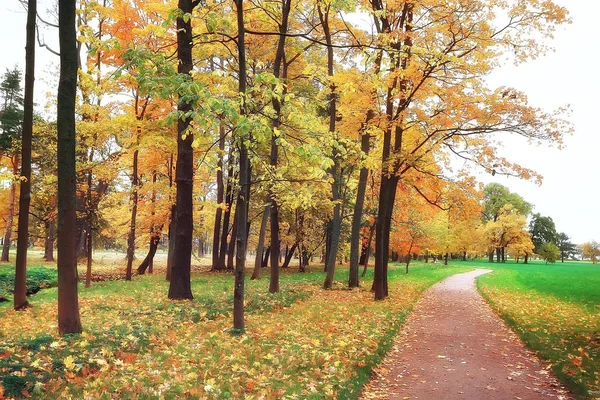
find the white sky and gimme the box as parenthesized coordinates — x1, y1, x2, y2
(0, 0, 598, 244)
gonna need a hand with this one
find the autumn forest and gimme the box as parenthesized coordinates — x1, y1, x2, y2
(1, 0, 599, 398)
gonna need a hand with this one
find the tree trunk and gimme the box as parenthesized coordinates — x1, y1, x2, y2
(496, 247, 501, 263)
(251, 205, 270, 280)
(137, 235, 160, 275)
(166, 204, 176, 281)
(57, 0, 82, 334)
(44, 220, 54, 261)
(444, 252, 449, 265)
(361, 221, 375, 278)
(524, 253, 529, 264)
(373, 174, 398, 300)
(488, 250, 494, 263)
(349, 134, 370, 288)
(226, 203, 239, 270)
(125, 147, 139, 281)
(262, 247, 270, 268)
(85, 230, 92, 288)
(168, 0, 196, 300)
(320, 4, 341, 290)
(211, 123, 225, 270)
(13, 0, 36, 310)
(1, 159, 18, 262)
(233, 0, 247, 331)
(281, 242, 297, 269)
(463, 251, 467, 261)
(218, 158, 235, 270)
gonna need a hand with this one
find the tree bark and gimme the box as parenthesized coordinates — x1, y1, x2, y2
(57, 0, 82, 334)
(349, 133, 370, 288)
(168, 0, 196, 300)
(227, 203, 239, 270)
(320, 4, 341, 290)
(233, 0, 248, 331)
(211, 123, 225, 270)
(218, 156, 235, 270)
(44, 220, 54, 261)
(1, 158, 18, 262)
(137, 235, 160, 275)
(361, 222, 375, 278)
(125, 147, 139, 281)
(281, 242, 297, 269)
(13, 0, 36, 310)
(252, 205, 270, 280)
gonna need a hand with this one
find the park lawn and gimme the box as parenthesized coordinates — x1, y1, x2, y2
(0, 261, 469, 399)
(475, 260, 600, 399)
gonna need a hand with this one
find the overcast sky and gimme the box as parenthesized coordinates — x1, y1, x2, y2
(0, 0, 597, 244)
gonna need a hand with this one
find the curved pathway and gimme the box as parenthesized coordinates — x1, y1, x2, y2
(360, 269, 571, 399)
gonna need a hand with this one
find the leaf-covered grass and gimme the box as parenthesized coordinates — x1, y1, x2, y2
(0, 261, 469, 399)
(472, 260, 600, 399)
(0, 265, 58, 304)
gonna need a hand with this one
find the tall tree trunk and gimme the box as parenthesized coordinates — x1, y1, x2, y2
(44, 220, 55, 261)
(137, 235, 160, 275)
(233, 0, 248, 331)
(349, 134, 370, 288)
(168, 0, 196, 300)
(211, 123, 225, 270)
(226, 203, 239, 270)
(373, 174, 399, 300)
(361, 221, 375, 278)
(218, 158, 235, 270)
(488, 249, 494, 263)
(252, 205, 270, 280)
(320, 4, 341, 290)
(267, 0, 291, 294)
(125, 147, 139, 281)
(57, 0, 82, 334)
(281, 242, 297, 269)
(166, 204, 176, 281)
(166, 153, 175, 281)
(85, 231, 92, 288)
(1, 159, 18, 262)
(13, 0, 36, 310)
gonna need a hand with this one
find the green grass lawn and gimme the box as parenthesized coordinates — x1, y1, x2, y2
(0, 260, 470, 399)
(469, 259, 600, 399)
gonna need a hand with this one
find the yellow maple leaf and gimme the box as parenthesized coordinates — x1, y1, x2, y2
(64, 355, 76, 371)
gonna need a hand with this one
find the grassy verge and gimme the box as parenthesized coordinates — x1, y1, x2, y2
(0, 261, 468, 399)
(0, 265, 58, 304)
(472, 260, 600, 399)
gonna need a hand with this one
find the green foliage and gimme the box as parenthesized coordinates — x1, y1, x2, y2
(483, 183, 531, 221)
(0, 67, 24, 152)
(538, 242, 560, 264)
(0, 266, 57, 303)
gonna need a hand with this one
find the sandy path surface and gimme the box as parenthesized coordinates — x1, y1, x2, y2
(360, 269, 572, 400)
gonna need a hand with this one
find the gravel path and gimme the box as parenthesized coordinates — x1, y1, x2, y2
(360, 269, 572, 400)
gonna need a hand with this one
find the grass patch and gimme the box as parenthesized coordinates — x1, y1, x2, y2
(0, 261, 468, 399)
(471, 259, 600, 399)
(0, 265, 58, 304)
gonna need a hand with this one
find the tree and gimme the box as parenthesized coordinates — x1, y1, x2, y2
(528, 213, 557, 263)
(556, 232, 576, 262)
(581, 241, 600, 264)
(0, 68, 24, 263)
(233, 0, 248, 332)
(167, 0, 200, 300)
(538, 242, 560, 264)
(57, 0, 82, 335)
(14, 0, 37, 310)
(364, 0, 569, 299)
(482, 183, 532, 262)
